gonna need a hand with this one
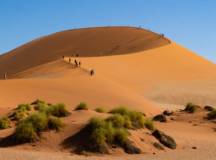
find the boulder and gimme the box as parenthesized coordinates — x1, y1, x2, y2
(204, 106, 215, 112)
(153, 114, 167, 122)
(122, 140, 141, 154)
(163, 110, 173, 116)
(152, 130, 176, 149)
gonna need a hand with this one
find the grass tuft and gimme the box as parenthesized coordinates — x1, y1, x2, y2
(75, 102, 88, 110)
(95, 107, 106, 113)
(0, 117, 10, 129)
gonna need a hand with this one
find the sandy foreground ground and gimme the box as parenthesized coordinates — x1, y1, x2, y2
(0, 146, 215, 160)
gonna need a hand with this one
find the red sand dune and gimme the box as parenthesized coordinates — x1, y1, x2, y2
(0, 26, 216, 160)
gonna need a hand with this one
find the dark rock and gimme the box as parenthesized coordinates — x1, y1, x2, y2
(153, 114, 167, 122)
(204, 106, 215, 112)
(153, 142, 164, 150)
(163, 110, 173, 116)
(122, 141, 141, 154)
(152, 130, 177, 149)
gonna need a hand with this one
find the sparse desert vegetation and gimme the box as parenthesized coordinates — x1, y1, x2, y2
(75, 102, 88, 110)
(0, 117, 10, 129)
(184, 103, 200, 113)
(95, 107, 106, 113)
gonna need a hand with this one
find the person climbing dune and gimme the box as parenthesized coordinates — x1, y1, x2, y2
(90, 69, 95, 76)
(74, 59, 78, 67)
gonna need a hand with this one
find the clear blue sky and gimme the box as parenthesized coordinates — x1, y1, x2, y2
(0, 0, 215, 62)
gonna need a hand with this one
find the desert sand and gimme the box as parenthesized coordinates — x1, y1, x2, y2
(0, 26, 216, 159)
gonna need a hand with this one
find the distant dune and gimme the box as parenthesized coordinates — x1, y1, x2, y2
(0, 26, 216, 112)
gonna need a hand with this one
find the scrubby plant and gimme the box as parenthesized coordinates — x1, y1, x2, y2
(184, 103, 199, 113)
(14, 122, 38, 142)
(207, 109, 216, 120)
(128, 111, 145, 128)
(25, 112, 48, 132)
(109, 107, 129, 115)
(109, 107, 146, 129)
(46, 103, 70, 117)
(34, 102, 48, 112)
(95, 107, 105, 113)
(10, 110, 26, 121)
(75, 102, 88, 110)
(144, 119, 155, 131)
(113, 128, 129, 145)
(48, 116, 64, 131)
(17, 104, 31, 111)
(106, 114, 125, 128)
(85, 117, 139, 154)
(0, 117, 10, 129)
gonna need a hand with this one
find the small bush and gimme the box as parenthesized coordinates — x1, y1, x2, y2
(109, 107, 129, 115)
(25, 112, 48, 132)
(128, 111, 145, 128)
(0, 117, 10, 129)
(14, 122, 38, 142)
(17, 104, 31, 111)
(10, 110, 26, 121)
(106, 114, 125, 128)
(95, 107, 105, 113)
(75, 102, 88, 110)
(109, 107, 145, 129)
(207, 109, 216, 120)
(34, 102, 48, 112)
(144, 119, 155, 131)
(113, 128, 129, 145)
(47, 103, 70, 117)
(184, 103, 199, 113)
(48, 116, 64, 131)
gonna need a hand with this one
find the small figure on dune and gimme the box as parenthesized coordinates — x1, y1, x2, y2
(69, 57, 71, 64)
(78, 61, 81, 67)
(90, 69, 95, 76)
(62, 55, 65, 59)
(160, 34, 164, 38)
(74, 59, 78, 67)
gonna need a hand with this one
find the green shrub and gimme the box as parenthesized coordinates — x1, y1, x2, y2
(48, 116, 64, 131)
(207, 109, 216, 120)
(75, 102, 88, 110)
(106, 114, 125, 128)
(17, 104, 31, 111)
(113, 128, 128, 145)
(144, 119, 155, 131)
(109, 107, 129, 115)
(10, 110, 26, 121)
(34, 102, 48, 112)
(0, 117, 10, 129)
(109, 107, 145, 129)
(14, 122, 38, 142)
(128, 111, 145, 128)
(95, 107, 105, 113)
(184, 103, 199, 113)
(46, 103, 70, 117)
(25, 112, 48, 132)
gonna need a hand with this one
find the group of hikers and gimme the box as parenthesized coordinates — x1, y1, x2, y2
(62, 55, 95, 76)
